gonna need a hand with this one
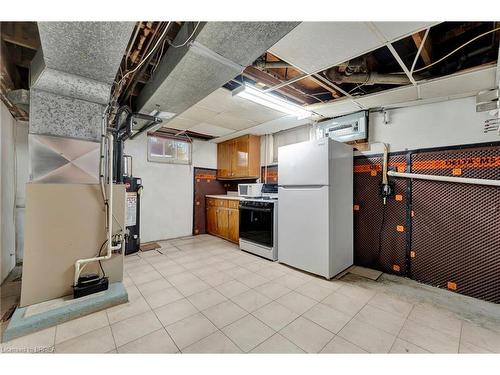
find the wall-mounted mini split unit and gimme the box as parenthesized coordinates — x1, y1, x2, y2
(317, 110, 368, 142)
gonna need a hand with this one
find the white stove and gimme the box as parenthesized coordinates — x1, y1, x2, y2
(238, 184, 278, 261)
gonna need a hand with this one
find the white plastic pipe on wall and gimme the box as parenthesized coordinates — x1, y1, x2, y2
(387, 170, 500, 187)
(99, 106, 109, 205)
(73, 132, 121, 286)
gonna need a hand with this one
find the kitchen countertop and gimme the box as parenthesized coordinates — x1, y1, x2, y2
(205, 194, 242, 200)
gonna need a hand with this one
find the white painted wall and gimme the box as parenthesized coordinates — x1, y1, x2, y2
(124, 133, 217, 242)
(362, 96, 499, 155)
(258, 96, 498, 159)
(15, 121, 29, 262)
(1, 102, 17, 282)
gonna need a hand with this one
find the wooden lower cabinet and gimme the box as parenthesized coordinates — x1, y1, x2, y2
(206, 198, 239, 243)
(227, 209, 239, 242)
(216, 207, 229, 239)
(206, 205, 217, 234)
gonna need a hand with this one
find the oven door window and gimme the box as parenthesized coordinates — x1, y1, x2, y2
(239, 204, 274, 247)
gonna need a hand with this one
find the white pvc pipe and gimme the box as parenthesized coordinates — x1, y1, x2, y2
(74, 133, 121, 286)
(99, 106, 109, 205)
(387, 170, 500, 187)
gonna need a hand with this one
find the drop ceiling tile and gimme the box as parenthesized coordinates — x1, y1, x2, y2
(180, 105, 220, 123)
(210, 112, 258, 131)
(356, 85, 418, 109)
(166, 116, 199, 130)
(269, 22, 382, 74)
(225, 103, 286, 124)
(371, 22, 436, 43)
(418, 66, 496, 100)
(307, 98, 362, 118)
(196, 88, 235, 113)
(188, 123, 235, 137)
(214, 116, 311, 143)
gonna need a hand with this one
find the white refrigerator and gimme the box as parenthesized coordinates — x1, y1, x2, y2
(277, 138, 353, 279)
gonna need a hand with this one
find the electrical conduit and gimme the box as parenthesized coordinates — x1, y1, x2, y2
(387, 170, 500, 187)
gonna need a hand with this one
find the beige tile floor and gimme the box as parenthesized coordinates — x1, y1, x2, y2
(2, 234, 500, 354)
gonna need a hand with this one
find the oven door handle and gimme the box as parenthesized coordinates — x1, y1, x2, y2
(239, 206, 273, 213)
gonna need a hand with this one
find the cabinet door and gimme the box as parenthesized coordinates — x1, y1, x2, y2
(216, 207, 229, 239)
(247, 135, 261, 178)
(232, 136, 250, 178)
(217, 136, 260, 179)
(228, 209, 239, 243)
(206, 206, 217, 235)
(217, 142, 232, 178)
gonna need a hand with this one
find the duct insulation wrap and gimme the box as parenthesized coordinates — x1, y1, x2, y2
(137, 22, 300, 117)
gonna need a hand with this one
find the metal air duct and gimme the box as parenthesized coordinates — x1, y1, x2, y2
(137, 22, 300, 118)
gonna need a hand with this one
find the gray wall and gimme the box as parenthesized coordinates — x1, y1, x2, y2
(261, 95, 499, 162)
(1, 102, 17, 282)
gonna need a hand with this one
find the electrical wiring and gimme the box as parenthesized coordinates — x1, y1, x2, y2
(151, 37, 168, 75)
(347, 74, 370, 95)
(115, 21, 172, 89)
(411, 27, 500, 74)
(97, 239, 108, 278)
(168, 21, 201, 48)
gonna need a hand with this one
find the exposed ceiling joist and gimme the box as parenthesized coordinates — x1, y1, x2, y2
(308, 74, 341, 98)
(412, 30, 432, 66)
(1, 22, 40, 50)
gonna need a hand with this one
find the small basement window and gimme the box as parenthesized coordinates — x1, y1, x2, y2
(147, 135, 192, 165)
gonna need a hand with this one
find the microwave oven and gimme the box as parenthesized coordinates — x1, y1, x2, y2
(238, 183, 263, 198)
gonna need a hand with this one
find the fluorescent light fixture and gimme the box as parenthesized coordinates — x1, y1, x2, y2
(233, 85, 312, 120)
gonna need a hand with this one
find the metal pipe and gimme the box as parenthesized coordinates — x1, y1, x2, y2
(74, 132, 121, 286)
(128, 117, 163, 139)
(325, 69, 415, 85)
(254, 61, 292, 69)
(387, 170, 500, 187)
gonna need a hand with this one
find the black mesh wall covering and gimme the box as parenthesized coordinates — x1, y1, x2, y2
(353, 155, 407, 275)
(410, 147, 500, 303)
(354, 144, 500, 303)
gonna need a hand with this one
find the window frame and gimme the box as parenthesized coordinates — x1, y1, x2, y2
(147, 135, 192, 165)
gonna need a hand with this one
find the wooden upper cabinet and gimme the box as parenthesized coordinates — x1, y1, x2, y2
(217, 135, 260, 179)
(217, 141, 232, 178)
